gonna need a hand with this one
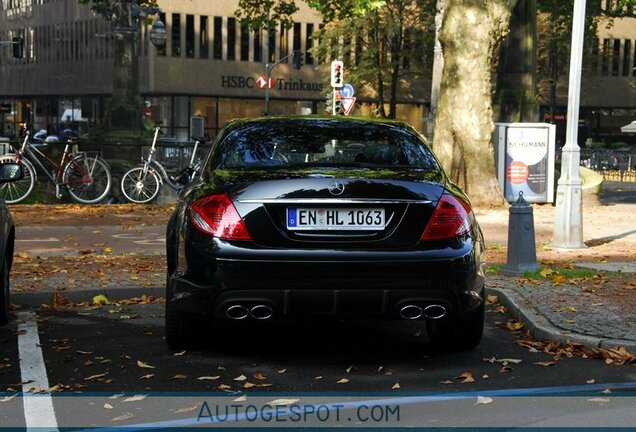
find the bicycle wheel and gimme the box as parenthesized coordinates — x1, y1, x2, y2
(120, 167, 161, 204)
(0, 155, 36, 204)
(63, 155, 112, 204)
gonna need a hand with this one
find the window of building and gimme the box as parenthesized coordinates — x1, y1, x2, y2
(200, 16, 209, 59)
(185, 14, 194, 58)
(293, 22, 301, 56)
(305, 23, 314, 65)
(172, 13, 181, 57)
(268, 25, 276, 62)
(601, 38, 610, 74)
(279, 23, 288, 62)
(227, 17, 236, 61)
(624, 40, 632, 76)
(611, 39, 620, 76)
(240, 22, 249, 61)
(213, 16, 222, 59)
(156, 13, 166, 56)
(253, 27, 262, 62)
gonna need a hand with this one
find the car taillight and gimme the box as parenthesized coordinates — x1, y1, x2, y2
(421, 194, 473, 241)
(190, 194, 252, 240)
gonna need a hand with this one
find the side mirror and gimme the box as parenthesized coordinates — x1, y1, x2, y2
(0, 163, 24, 183)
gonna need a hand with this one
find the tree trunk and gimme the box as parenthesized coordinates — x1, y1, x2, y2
(433, 0, 518, 206)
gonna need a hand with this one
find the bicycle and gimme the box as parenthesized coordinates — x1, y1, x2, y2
(120, 124, 205, 204)
(0, 130, 112, 204)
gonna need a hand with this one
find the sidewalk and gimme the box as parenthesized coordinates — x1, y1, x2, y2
(7, 201, 636, 352)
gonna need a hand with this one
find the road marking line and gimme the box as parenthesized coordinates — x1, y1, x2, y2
(17, 311, 59, 432)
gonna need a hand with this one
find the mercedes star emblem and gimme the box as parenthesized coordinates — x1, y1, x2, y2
(328, 181, 346, 196)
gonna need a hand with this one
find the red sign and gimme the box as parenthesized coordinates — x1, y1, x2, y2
(340, 97, 356, 116)
(256, 77, 275, 89)
(506, 161, 529, 185)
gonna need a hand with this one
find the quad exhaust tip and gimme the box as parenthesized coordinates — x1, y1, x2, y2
(226, 305, 249, 320)
(250, 305, 273, 320)
(400, 304, 447, 320)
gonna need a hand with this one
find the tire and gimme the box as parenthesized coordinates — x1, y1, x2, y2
(120, 167, 161, 204)
(165, 300, 210, 350)
(0, 155, 36, 204)
(63, 155, 112, 204)
(0, 258, 10, 325)
(429, 295, 485, 351)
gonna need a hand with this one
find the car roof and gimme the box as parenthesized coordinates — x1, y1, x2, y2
(223, 115, 415, 131)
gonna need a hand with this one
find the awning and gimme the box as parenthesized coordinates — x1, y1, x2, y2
(621, 121, 636, 133)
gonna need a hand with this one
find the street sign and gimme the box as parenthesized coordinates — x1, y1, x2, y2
(330, 61, 344, 88)
(340, 97, 356, 116)
(340, 84, 354, 98)
(256, 77, 275, 89)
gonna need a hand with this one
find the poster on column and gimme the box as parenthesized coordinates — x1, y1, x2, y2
(495, 123, 556, 204)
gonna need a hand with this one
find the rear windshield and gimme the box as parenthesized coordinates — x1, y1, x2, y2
(211, 120, 440, 172)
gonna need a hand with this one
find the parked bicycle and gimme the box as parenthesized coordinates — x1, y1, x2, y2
(0, 130, 112, 204)
(120, 124, 204, 204)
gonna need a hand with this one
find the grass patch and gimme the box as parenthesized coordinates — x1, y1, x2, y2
(485, 264, 504, 275)
(522, 267, 602, 279)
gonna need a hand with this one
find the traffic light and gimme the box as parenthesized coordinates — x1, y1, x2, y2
(12, 37, 23, 59)
(334, 98, 344, 115)
(293, 50, 304, 69)
(330, 60, 344, 88)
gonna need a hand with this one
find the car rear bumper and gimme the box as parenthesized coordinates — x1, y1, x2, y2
(167, 239, 485, 322)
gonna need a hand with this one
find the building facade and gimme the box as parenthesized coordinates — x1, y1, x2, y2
(0, 0, 427, 142)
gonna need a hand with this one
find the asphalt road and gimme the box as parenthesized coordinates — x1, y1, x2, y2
(1, 303, 634, 429)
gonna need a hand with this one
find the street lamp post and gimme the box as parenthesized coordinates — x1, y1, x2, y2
(553, 0, 587, 248)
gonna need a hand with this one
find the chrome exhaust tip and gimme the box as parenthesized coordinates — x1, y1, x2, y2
(423, 304, 447, 320)
(400, 305, 423, 320)
(226, 305, 249, 320)
(250, 305, 273, 320)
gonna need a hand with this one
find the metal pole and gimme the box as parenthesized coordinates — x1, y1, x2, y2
(553, 0, 586, 248)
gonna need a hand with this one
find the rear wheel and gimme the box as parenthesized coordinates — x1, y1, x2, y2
(63, 155, 111, 204)
(0, 155, 36, 204)
(165, 300, 211, 350)
(429, 296, 485, 351)
(0, 258, 11, 325)
(121, 167, 161, 204)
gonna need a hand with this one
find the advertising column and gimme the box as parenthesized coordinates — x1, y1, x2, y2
(495, 123, 556, 203)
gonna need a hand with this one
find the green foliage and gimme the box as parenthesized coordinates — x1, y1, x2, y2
(310, 0, 436, 118)
(78, 0, 160, 23)
(234, 0, 299, 31)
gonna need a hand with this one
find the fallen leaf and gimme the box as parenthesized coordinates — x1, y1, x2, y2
(485, 294, 499, 304)
(587, 379, 595, 384)
(173, 350, 187, 356)
(197, 376, 220, 381)
(233, 395, 247, 402)
(233, 374, 247, 382)
(336, 378, 350, 384)
(176, 405, 199, 413)
(587, 398, 610, 403)
(76, 350, 94, 355)
(137, 360, 156, 369)
(139, 374, 154, 380)
(278, 369, 287, 374)
(123, 395, 147, 402)
(499, 366, 513, 373)
(440, 380, 453, 385)
(601, 389, 612, 394)
(243, 382, 256, 389)
(392, 383, 400, 389)
(314, 376, 323, 380)
(268, 398, 300, 406)
(346, 365, 356, 373)
(218, 384, 231, 390)
(92, 294, 109, 305)
(104, 403, 113, 409)
(171, 374, 187, 380)
(475, 396, 493, 405)
(254, 373, 267, 380)
(84, 373, 108, 381)
(112, 412, 135, 422)
(540, 268, 553, 277)
(534, 361, 556, 367)
(455, 372, 475, 383)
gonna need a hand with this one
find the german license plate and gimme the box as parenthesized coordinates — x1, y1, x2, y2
(287, 208, 385, 231)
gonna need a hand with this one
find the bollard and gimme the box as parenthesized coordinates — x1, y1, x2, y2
(502, 192, 540, 276)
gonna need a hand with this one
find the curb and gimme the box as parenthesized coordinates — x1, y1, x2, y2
(487, 287, 636, 353)
(12, 286, 165, 308)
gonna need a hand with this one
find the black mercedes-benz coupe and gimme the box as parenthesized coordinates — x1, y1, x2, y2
(166, 116, 485, 350)
(0, 161, 23, 325)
